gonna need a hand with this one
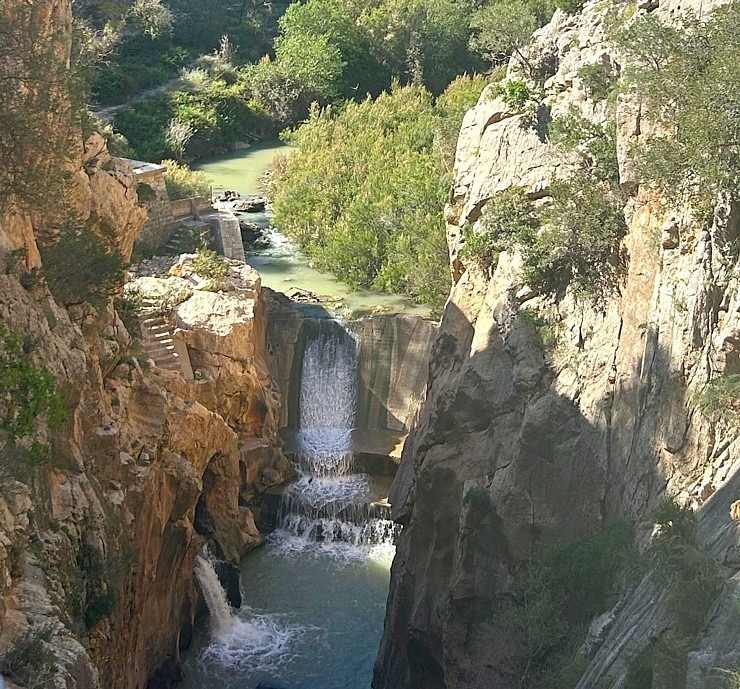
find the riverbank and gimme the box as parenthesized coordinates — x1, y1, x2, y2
(194, 143, 433, 319)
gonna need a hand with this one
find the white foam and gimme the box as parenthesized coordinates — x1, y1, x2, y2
(199, 607, 310, 673)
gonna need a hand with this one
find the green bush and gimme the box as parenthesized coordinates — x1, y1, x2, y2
(519, 310, 559, 349)
(694, 374, 740, 421)
(0, 322, 66, 444)
(576, 62, 616, 102)
(462, 175, 626, 302)
(498, 520, 634, 688)
(114, 286, 144, 338)
(625, 502, 724, 689)
(192, 248, 229, 280)
(553, 0, 583, 14)
(463, 485, 492, 510)
(469, 0, 539, 68)
(548, 111, 619, 184)
(1, 623, 58, 688)
(652, 499, 722, 638)
(136, 182, 157, 203)
(461, 187, 539, 270)
(490, 79, 535, 110)
(524, 176, 627, 301)
(41, 224, 126, 311)
(162, 160, 212, 200)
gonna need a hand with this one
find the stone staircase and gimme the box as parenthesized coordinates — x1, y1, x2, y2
(163, 219, 211, 255)
(139, 312, 193, 378)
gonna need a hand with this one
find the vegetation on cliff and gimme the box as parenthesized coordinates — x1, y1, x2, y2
(617, 3, 740, 214)
(271, 77, 488, 307)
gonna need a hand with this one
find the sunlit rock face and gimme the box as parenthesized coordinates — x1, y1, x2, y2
(374, 0, 740, 687)
(0, 6, 289, 683)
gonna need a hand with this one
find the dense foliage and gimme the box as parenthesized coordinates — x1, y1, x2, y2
(0, 323, 66, 445)
(112, 74, 274, 161)
(271, 77, 488, 308)
(469, 0, 555, 73)
(104, 0, 554, 160)
(617, 4, 740, 213)
(695, 374, 740, 420)
(625, 501, 723, 688)
(463, 112, 626, 303)
(41, 225, 127, 310)
(162, 160, 213, 200)
(498, 520, 635, 688)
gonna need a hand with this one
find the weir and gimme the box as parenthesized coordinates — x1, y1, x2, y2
(276, 319, 400, 548)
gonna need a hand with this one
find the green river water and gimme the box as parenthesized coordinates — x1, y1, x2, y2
(195, 143, 431, 318)
(182, 145, 406, 689)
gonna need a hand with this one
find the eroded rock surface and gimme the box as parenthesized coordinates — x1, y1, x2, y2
(374, 1, 740, 687)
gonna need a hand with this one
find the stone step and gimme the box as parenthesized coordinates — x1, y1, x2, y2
(143, 329, 171, 338)
(143, 343, 176, 355)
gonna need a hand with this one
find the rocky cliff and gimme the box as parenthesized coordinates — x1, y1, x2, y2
(374, 1, 740, 687)
(0, 3, 290, 686)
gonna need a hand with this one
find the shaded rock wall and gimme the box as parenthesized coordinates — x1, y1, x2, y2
(374, 1, 740, 687)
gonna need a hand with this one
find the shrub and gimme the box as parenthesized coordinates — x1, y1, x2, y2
(520, 310, 559, 349)
(114, 286, 144, 338)
(498, 521, 634, 688)
(548, 111, 620, 184)
(463, 485, 492, 510)
(41, 224, 126, 310)
(0, 322, 66, 443)
(162, 160, 212, 200)
(136, 182, 157, 203)
(652, 499, 722, 638)
(271, 78, 486, 308)
(192, 248, 229, 280)
(1, 623, 58, 688)
(576, 62, 616, 102)
(694, 374, 740, 421)
(524, 177, 627, 301)
(469, 0, 538, 67)
(553, 0, 583, 14)
(490, 79, 535, 110)
(461, 187, 539, 269)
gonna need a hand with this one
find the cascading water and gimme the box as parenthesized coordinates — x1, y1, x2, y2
(182, 319, 399, 689)
(274, 320, 400, 553)
(194, 554, 233, 635)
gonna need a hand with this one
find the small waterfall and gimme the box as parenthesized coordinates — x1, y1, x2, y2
(276, 320, 400, 551)
(194, 554, 233, 635)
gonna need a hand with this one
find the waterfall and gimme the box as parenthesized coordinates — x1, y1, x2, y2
(194, 554, 233, 635)
(276, 320, 400, 551)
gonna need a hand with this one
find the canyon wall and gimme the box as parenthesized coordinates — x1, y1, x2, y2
(0, 3, 291, 686)
(374, 0, 740, 687)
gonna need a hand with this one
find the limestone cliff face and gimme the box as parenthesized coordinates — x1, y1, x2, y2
(0, 3, 289, 687)
(374, 1, 740, 688)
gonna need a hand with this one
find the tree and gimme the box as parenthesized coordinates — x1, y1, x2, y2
(617, 4, 740, 212)
(469, 0, 541, 71)
(0, 4, 76, 214)
(165, 117, 195, 162)
(41, 224, 126, 310)
(271, 77, 487, 307)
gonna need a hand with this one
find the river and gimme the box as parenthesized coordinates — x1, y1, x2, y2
(181, 314, 398, 689)
(194, 143, 430, 318)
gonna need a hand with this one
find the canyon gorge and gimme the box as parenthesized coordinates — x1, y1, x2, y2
(0, 0, 739, 687)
